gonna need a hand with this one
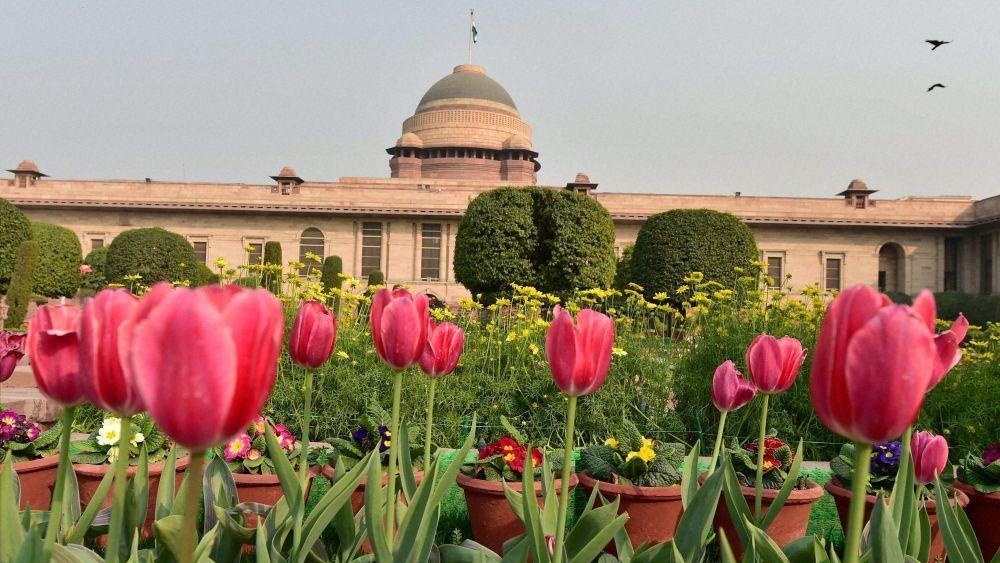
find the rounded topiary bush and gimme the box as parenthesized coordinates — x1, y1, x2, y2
(454, 187, 616, 300)
(5, 240, 39, 328)
(105, 227, 199, 286)
(631, 209, 757, 297)
(0, 198, 32, 292)
(31, 222, 83, 297)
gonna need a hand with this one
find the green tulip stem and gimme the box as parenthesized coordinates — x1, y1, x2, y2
(180, 450, 205, 563)
(423, 378, 438, 472)
(708, 410, 728, 475)
(42, 405, 76, 559)
(292, 367, 315, 553)
(753, 394, 770, 520)
(553, 395, 578, 563)
(844, 441, 872, 563)
(385, 369, 404, 540)
(899, 425, 913, 478)
(105, 415, 132, 563)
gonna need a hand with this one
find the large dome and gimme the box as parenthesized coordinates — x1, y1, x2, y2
(417, 64, 517, 111)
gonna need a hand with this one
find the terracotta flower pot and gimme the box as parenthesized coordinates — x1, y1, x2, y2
(826, 478, 969, 562)
(74, 456, 190, 538)
(701, 473, 823, 558)
(232, 465, 320, 527)
(577, 470, 683, 549)
(14, 454, 60, 510)
(952, 480, 1000, 559)
(457, 471, 578, 555)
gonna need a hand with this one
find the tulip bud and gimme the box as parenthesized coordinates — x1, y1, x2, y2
(810, 285, 936, 443)
(911, 430, 949, 485)
(419, 320, 464, 377)
(712, 360, 756, 412)
(370, 288, 430, 370)
(746, 333, 807, 394)
(0, 331, 26, 383)
(545, 306, 614, 397)
(130, 284, 283, 451)
(79, 288, 143, 415)
(289, 300, 337, 369)
(27, 304, 86, 406)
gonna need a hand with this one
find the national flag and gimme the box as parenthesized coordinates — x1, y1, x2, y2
(471, 12, 478, 43)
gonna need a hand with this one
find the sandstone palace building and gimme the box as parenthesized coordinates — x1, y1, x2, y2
(3, 63, 999, 300)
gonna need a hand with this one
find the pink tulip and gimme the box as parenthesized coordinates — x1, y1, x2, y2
(370, 288, 429, 370)
(810, 285, 936, 443)
(289, 300, 337, 369)
(26, 304, 86, 406)
(911, 290, 969, 389)
(712, 360, 757, 412)
(419, 320, 464, 377)
(79, 288, 143, 415)
(0, 331, 26, 383)
(546, 306, 614, 397)
(746, 333, 807, 394)
(911, 430, 949, 485)
(129, 284, 283, 451)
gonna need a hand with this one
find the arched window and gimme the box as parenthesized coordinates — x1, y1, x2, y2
(299, 227, 325, 269)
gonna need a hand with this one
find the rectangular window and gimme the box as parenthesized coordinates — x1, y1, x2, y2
(944, 237, 961, 292)
(192, 241, 208, 265)
(247, 242, 263, 265)
(981, 234, 995, 295)
(766, 256, 784, 288)
(17, 176, 26, 188)
(420, 223, 442, 281)
(361, 222, 383, 277)
(90, 238, 105, 251)
(825, 258, 843, 291)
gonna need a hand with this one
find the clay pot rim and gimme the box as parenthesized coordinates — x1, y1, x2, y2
(953, 479, 1000, 505)
(825, 477, 970, 512)
(698, 472, 825, 504)
(577, 470, 683, 499)
(319, 463, 425, 485)
(456, 470, 578, 494)
(13, 454, 60, 471)
(73, 455, 191, 477)
(232, 465, 320, 484)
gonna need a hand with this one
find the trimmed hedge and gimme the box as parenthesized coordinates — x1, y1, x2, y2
(322, 255, 343, 309)
(81, 246, 109, 291)
(367, 270, 385, 287)
(104, 227, 199, 286)
(631, 209, 757, 297)
(30, 222, 82, 297)
(613, 245, 634, 289)
(933, 292, 1000, 325)
(6, 240, 39, 329)
(264, 241, 282, 266)
(0, 198, 32, 292)
(454, 187, 616, 300)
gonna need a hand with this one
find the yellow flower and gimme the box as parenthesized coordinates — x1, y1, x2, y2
(625, 446, 656, 463)
(336, 350, 349, 360)
(612, 347, 627, 357)
(642, 437, 654, 449)
(528, 343, 539, 355)
(605, 438, 619, 449)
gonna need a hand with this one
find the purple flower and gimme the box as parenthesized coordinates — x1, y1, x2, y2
(26, 423, 40, 442)
(984, 442, 1000, 466)
(870, 440, 902, 477)
(378, 425, 391, 453)
(224, 434, 251, 461)
(352, 426, 370, 445)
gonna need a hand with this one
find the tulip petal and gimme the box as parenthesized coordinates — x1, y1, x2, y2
(546, 307, 579, 395)
(911, 290, 937, 334)
(27, 305, 85, 406)
(80, 289, 142, 415)
(576, 309, 614, 395)
(950, 313, 969, 344)
(370, 289, 392, 359)
(379, 298, 423, 370)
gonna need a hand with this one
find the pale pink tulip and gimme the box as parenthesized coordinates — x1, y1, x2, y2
(370, 288, 429, 370)
(26, 304, 86, 406)
(545, 306, 614, 397)
(419, 320, 464, 377)
(746, 333, 807, 394)
(911, 430, 949, 485)
(79, 288, 143, 415)
(289, 300, 337, 369)
(712, 360, 757, 412)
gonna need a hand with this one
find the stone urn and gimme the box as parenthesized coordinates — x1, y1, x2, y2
(577, 470, 683, 549)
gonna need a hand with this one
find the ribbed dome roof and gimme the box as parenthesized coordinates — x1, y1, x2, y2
(417, 65, 517, 110)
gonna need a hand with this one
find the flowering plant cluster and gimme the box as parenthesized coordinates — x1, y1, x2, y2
(218, 415, 301, 474)
(467, 435, 545, 481)
(830, 441, 908, 494)
(579, 420, 684, 487)
(70, 413, 168, 465)
(0, 408, 61, 462)
(728, 435, 807, 490)
(326, 403, 424, 470)
(958, 441, 1000, 494)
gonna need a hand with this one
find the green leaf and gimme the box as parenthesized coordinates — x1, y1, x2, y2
(1, 456, 25, 561)
(398, 420, 419, 499)
(742, 514, 790, 563)
(297, 451, 374, 563)
(14, 526, 43, 563)
(66, 463, 115, 544)
(720, 455, 752, 548)
(155, 446, 178, 521)
(565, 501, 628, 563)
(680, 439, 701, 510)
(519, 451, 549, 563)
(760, 439, 804, 531)
(934, 476, 985, 563)
(363, 450, 392, 561)
(126, 445, 150, 534)
(202, 454, 238, 535)
(674, 458, 725, 561)
(264, 423, 302, 515)
(868, 494, 905, 563)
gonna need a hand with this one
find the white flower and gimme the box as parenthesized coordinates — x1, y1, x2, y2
(107, 446, 120, 463)
(130, 432, 145, 447)
(97, 418, 122, 446)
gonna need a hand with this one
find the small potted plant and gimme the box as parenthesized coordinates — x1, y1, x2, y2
(457, 418, 572, 555)
(954, 441, 1000, 558)
(577, 421, 685, 547)
(713, 435, 822, 551)
(1, 408, 62, 510)
(71, 413, 186, 533)
(218, 415, 319, 516)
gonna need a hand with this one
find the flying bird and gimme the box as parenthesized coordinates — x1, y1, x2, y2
(926, 40, 951, 50)
(927, 83, 946, 92)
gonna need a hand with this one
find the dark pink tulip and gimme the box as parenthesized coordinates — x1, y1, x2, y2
(911, 290, 969, 390)
(810, 285, 936, 443)
(130, 284, 283, 451)
(911, 430, 949, 485)
(0, 331, 26, 383)
(289, 300, 337, 369)
(370, 288, 429, 370)
(712, 360, 757, 412)
(26, 304, 86, 406)
(545, 306, 614, 397)
(419, 320, 464, 377)
(79, 288, 143, 415)
(746, 333, 807, 394)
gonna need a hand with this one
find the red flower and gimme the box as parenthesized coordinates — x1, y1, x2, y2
(80, 288, 143, 415)
(418, 320, 464, 377)
(546, 306, 614, 397)
(289, 300, 337, 369)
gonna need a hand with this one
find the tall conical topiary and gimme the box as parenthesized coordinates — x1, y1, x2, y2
(263, 241, 283, 293)
(6, 240, 40, 329)
(321, 255, 344, 311)
(367, 270, 385, 287)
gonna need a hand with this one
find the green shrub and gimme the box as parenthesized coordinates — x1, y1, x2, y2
(933, 292, 1000, 325)
(193, 263, 219, 287)
(613, 245, 634, 289)
(30, 222, 82, 297)
(5, 240, 39, 329)
(104, 227, 199, 286)
(82, 246, 109, 291)
(322, 255, 344, 309)
(631, 209, 757, 298)
(0, 198, 32, 292)
(885, 291, 912, 305)
(367, 270, 385, 286)
(454, 187, 615, 301)
(263, 241, 282, 266)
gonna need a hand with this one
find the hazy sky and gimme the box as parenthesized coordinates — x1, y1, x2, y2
(3, 2, 1000, 200)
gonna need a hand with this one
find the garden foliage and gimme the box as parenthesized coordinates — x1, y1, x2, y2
(30, 221, 82, 297)
(579, 420, 685, 487)
(81, 246, 109, 291)
(104, 227, 200, 286)
(0, 197, 32, 292)
(5, 240, 40, 329)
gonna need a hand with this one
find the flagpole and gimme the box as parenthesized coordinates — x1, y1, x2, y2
(467, 9, 473, 65)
